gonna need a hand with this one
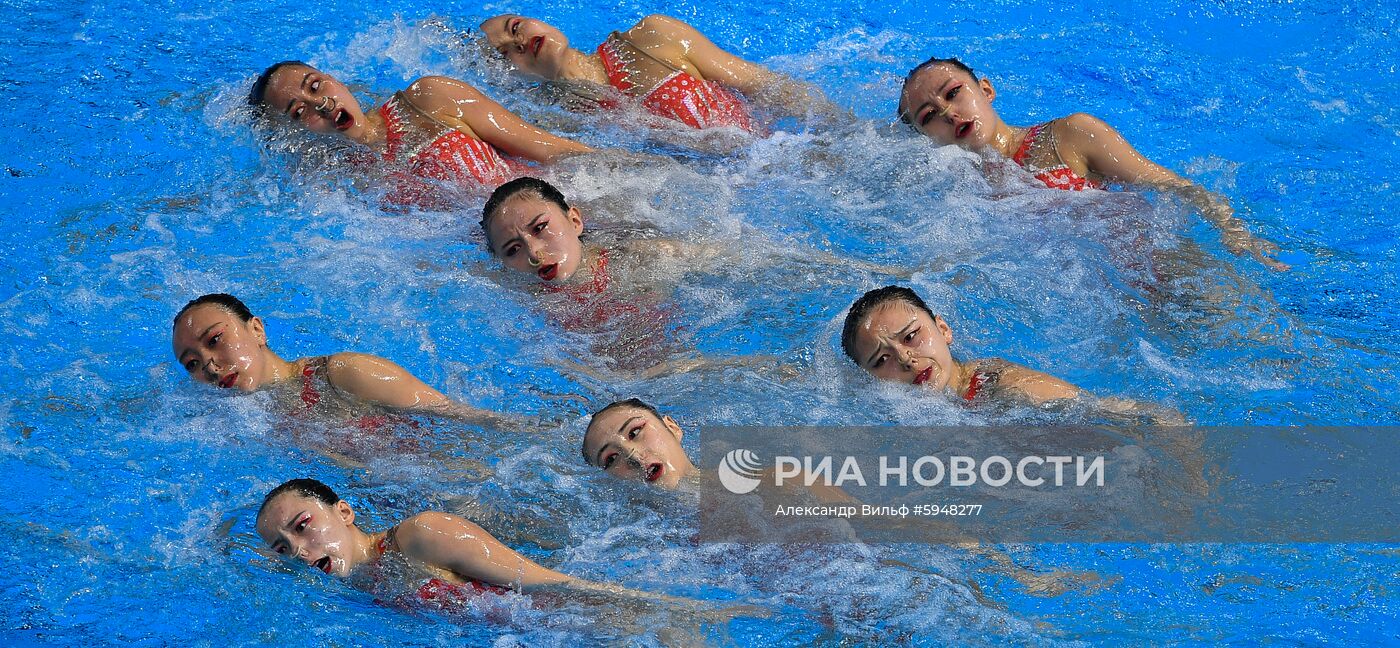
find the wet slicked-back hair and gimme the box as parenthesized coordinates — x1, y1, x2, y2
(258, 478, 341, 518)
(897, 57, 979, 126)
(582, 398, 665, 464)
(840, 285, 937, 363)
(480, 176, 571, 248)
(173, 293, 254, 327)
(248, 60, 309, 107)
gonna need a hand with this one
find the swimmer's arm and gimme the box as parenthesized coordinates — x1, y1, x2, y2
(641, 15, 845, 122)
(1058, 113, 1286, 270)
(398, 514, 730, 612)
(402, 76, 594, 163)
(997, 363, 1082, 405)
(619, 237, 727, 267)
(323, 353, 524, 429)
(394, 512, 572, 589)
(1094, 396, 1189, 426)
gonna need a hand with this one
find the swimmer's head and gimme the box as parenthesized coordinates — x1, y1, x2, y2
(842, 286, 961, 391)
(481, 177, 586, 283)
(583, 399, 697, 488)
(248, 62, 371, 140)
(898, 57, 1001, 149)
(171, 293, 273, 392)
(479, 15, 572, 80)
(255, 478, 364, 578)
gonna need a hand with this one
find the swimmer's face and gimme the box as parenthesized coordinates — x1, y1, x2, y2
(583, 406, 694, 488)
(899, 63, 1000, 149)
(849, 300, 959, 390)
(256, 492, 360, 577)
(486, 192, 585, 283)
(172, 304, 270, 392)
(480, 15, 571, 80)
(260, 64, 367, 138)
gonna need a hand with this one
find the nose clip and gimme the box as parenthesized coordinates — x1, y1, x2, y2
(528, 256, 541, 268)
(316, 96, 332, 113)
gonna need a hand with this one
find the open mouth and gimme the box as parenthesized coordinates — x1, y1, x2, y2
(314, 556, 332, 574)
(530, 35, 544, 58)
(537, 263, 559, 281)
(913, 367, 933, 386)
(645, 463, 663, 482)
(218, 372, 238, 389)
(954, 121, 973, 139)
(333, 108, 353, 131)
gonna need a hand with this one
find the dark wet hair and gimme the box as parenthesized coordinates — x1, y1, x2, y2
(840, 285, 937, 363)
(258, 478, 341, 518)
(897, 57, 979, 126)
(583, 398, 665, 464)
(480, 177, 570, 248)
(173, 293, 254, 327)
(248, 60, 309, 107)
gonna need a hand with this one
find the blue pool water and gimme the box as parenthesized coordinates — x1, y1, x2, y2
(4, 0, 1399, 643)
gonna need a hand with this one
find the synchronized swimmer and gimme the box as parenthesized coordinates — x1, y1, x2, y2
(479, 13, 841, 131)
(248, 61, 592, 206)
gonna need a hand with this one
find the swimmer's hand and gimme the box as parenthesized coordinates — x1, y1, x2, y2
(1220, 225, 1289, 271)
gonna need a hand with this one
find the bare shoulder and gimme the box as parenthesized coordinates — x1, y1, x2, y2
(624, 14, 693, 45)
(323, 351, 378, 375)
(1056, 112, 1119, 144)
(995, 360, 1080, 403)
(402, 76, 485, 109)
(394, 511, 469, 549)
(323, 352, 408, 388)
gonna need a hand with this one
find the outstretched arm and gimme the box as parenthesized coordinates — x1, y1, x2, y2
(395, 512, 572, 589)
(323, 352, 526, 429)
(402, 76, 594, 163)
(397, 511, 743, 616)
(1058, 113, 1286, 270)
(997, 363, 1082, 405)
(637, 15, 846, 123)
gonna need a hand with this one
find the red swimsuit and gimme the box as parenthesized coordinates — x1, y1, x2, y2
(539, 249, 642, 330)
(378, 95, 520, 206)
(1012, 121, 1102, 191)
(374, 532, 510, 612)
(595, 36, 756, 132)
(294, 357, 395, 431)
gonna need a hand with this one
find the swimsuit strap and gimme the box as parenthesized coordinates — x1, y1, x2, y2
(606, 32, 685, 74)
(598, 33, 686, 98)
(1012, 123, 1046, 166)
(591, 248, 611, 292)
(963, 370, 984, 401)
(299, 356, 327, 408)
(1014, 120, 1075, 169)
(375, 526, 398, 557)
(378, 93, 455, 163)
(379, 97, 406, 159)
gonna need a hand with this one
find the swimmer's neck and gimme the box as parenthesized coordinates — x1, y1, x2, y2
(257, 350, 302, 389)
(987, 120, 1025, 161)
(346, 527, 387, 573)
(950, 358, 979, 399)
(558, 49, 610, 86)
(348, 109, 388, 148)
(560, 244, 607, 285)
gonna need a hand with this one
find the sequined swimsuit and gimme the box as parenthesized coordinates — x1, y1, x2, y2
(374, 529, 510, 611)
(378, 93, 520, 205)
(1012, 120, 1103, 191)
(595, 34, 756, 132)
